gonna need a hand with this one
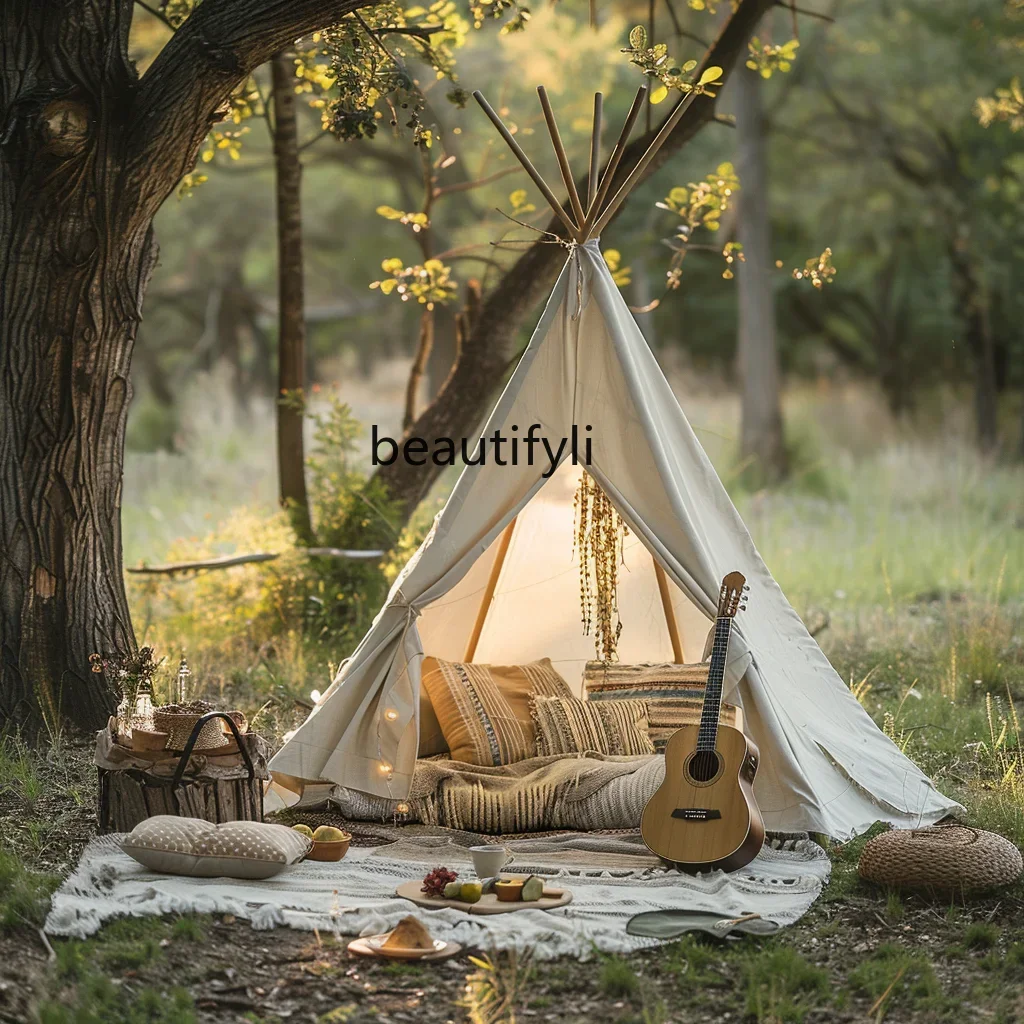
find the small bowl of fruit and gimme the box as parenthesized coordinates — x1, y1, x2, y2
(294, 823, 351, 861)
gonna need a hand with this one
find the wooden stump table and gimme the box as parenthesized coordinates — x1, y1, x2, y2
(96, 712, 269, 834)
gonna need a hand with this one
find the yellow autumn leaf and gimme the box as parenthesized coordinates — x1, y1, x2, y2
(650, 84, 669, 105)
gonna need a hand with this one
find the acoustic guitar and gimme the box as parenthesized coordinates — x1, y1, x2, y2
(640, 571, 765, 872)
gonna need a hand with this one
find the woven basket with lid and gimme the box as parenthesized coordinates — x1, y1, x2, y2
(153, 701, 224, 751)
(858, 824, 1022, 894)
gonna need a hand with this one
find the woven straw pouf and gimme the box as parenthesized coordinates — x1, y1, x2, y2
(858, 824, 1022, 895)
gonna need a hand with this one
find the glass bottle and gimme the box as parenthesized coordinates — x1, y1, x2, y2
(133, 676, 155, 732)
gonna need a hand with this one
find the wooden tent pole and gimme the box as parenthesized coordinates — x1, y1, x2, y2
(586, 92, 603, 213)
(537, 86, 587, 232)
(653, 558, 685, 663)
(463, 517, 517, 662)
(588, 89, 700, 240)
(472, 92, 580, 241)
(580, 84, 647, 240)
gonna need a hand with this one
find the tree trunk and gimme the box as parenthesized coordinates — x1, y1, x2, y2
(426, 305, 458, 400)
(272, 51, 314, 541)
(404, 311, 435, 431)
(0, 1, 148, 734)
(0, 0, 382, 736)
(948, 240, 998, 453)
(733, 62, 787, 484)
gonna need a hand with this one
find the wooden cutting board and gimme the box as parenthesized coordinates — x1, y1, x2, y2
(396, 880, 572, 915)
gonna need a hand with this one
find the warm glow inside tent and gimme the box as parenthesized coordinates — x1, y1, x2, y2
(415, 460, 714, 692)
(268, 87, 961, 840)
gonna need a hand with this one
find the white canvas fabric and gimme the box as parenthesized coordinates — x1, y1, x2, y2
(269, 241, 961, 840)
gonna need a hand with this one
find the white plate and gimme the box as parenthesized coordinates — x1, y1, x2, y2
(364, 934, 449, 959)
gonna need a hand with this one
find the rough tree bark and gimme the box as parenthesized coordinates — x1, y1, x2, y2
(370, 0, 777, 522)
(271, 50, 314, 541)
(0, 0, 377, 735)
(733, 61, 788, 483)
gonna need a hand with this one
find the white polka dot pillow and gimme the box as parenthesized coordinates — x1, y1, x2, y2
(122, 816, 312, 879)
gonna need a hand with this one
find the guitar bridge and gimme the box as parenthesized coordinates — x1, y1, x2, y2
(671, 808, 722, 821)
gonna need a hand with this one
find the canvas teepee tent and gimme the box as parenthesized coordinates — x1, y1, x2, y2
(269, 86, 960, 840)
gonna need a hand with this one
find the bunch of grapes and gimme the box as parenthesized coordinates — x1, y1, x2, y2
(421, 866, 458, 897)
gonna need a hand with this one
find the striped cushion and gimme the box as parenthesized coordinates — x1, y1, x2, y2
(531, 695, 655, 757)
(421, 657, 573, 766)
(584, 662, 739, 751)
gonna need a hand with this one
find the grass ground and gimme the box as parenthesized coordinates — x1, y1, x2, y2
(2, 381, 1023, 1023)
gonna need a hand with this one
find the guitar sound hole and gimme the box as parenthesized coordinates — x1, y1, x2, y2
(688, 750, 720, 783)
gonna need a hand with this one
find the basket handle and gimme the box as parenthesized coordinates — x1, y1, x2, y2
(171, 712, 255, 787)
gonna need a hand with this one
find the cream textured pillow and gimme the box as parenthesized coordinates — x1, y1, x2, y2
(532, 695, 655, 757)
(122, 816, 312, 879)
(421, 657, 573, 766)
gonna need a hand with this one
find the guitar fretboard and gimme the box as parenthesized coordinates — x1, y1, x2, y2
(696, 615, 733, 753)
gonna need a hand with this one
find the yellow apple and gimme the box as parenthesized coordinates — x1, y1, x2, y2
(313, 825, 348, 842)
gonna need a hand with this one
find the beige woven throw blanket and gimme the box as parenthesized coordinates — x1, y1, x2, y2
(323, 753, 665, 834)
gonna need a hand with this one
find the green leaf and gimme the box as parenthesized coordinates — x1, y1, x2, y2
(629, 25, 647, 51)
(668, 186, 689, 205)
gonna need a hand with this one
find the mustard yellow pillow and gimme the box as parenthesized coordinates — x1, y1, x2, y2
(418, 658, 448, 756)
(420, 657, 572, 766)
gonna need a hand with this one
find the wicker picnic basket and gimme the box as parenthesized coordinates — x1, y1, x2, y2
(153, 701, 225, 751)
(858, 825, 1022, 894)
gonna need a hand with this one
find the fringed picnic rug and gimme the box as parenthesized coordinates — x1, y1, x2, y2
(46, 829, 830, 958)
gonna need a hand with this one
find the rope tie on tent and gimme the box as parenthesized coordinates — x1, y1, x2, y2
(491, 212, 585, 321)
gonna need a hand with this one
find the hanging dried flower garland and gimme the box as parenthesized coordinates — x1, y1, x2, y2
(573, 471, 628, 662)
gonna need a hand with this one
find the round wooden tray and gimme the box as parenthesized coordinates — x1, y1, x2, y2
(396, 880, 572, 915)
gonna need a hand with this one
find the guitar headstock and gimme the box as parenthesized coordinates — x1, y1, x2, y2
(717, 571, 749, 618)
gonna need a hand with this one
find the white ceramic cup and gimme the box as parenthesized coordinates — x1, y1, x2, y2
(470, 844, 514, 878)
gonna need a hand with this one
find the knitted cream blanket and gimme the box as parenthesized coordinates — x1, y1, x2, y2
(330, 753, 666, 833)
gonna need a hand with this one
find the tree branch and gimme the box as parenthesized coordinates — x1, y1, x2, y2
(128, 0, 384, 213)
